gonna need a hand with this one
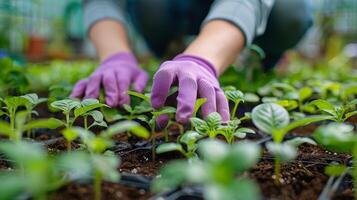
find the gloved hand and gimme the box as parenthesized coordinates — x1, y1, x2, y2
(151, 54, 230, 128)
(70, 52, 148, 107)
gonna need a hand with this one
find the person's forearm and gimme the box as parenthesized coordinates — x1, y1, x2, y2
(184, 20, 245, 75)
(89, 19, 132, 62)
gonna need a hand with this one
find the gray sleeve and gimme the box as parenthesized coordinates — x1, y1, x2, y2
(83, 0, 127, 34)
(203, 0, 275, 45)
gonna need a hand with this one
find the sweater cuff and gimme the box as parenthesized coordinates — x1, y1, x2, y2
(83, 0, 126, 34)
(203, 0, 257, 46)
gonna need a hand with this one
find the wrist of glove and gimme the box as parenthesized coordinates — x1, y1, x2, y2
(70, 52, 148, 107)
(151, 54, 230, 128)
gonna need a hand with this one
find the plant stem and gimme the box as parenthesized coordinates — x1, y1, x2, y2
(26, 112, 32, 138)
(84, 116, 88, 130)
(164, 128, 168, 142)
(231, 101, 240, 120)
(65, 113, 70, 128)
(10, 108, 15, 130)
(151, 123, 156, 161)
(274, 158, 281, 185)
(94, 169, 102, 200)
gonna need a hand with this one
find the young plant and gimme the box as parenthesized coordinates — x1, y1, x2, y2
(313, 123, 357, 198)
(51, 98, 107, 129)
(216, 119, 256, 144)
(190, 112, 222, 138)
(21, 93, 47, 137)
(67, 121, 149, 200)
(0, 96, 29, 130)
(152, 139, 262, 200)
(309, 99, 357, 122)
(252, 103, 332, 184)
(0, 111, 62, 141)
(225, 89, 244, 119)
(156, 131, 203, 159)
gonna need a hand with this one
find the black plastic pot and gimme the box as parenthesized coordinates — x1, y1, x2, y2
(149, 186, 204, 200)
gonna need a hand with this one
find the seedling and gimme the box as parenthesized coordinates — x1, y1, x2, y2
(66, 121, 148, 200)
(51, 98, 107, 129)
(252, 103, 332, 184)
(313, 123, 357, 198)
(21, 93, 47, 137)
(309, 99, 357, 122)
(0, 111, 62, 141)
(152, 139, 262, 200)
(217, 119, 256, 144)
(156, 131, 203, 159)
(0, 96, 29, 130)
(190, 112, 222, 138)
(225, 89, 244, 119)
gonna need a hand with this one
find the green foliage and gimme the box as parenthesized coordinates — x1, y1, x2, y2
(51, 98, 107, 129)
(309, 99, 357, 122)
(0, 58, 29, 96)
(156, 131, 203, 159)
(152, 139, 261, 200)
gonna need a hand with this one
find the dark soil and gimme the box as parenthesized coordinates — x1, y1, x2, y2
(50, 182, 151, 200)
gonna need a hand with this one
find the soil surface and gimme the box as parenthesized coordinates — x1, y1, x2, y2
(50, 182, 151, 200)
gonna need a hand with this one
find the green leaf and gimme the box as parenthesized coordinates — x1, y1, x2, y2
(198, 139, 228, 163)
(123, 104, 133, 113)
(266, 142, 297, 162)
(275, 100, 298, 111)
(313, 123, 356, 153)
(310, 99, 337, 117)
(206, 112, 222, 129)
(278, 115, 333, 137)
(151, 106, 176, 116)
(103, 121, 149, 139)
(325, 164, 347, 176)
(50, 99, 81, 113)
(74, 102, 106, 118)
(21, 93, 47, 106)
(3, 96, 29, 110)
(87, 110, 104, 122)
(193, 98, 207, 117)
(251, 103, 290, 134)
(225, 90, 244, 102)
(234, 128, 255, 139)
(298, 87, 313, 102)
(23, 118, 64, 131)
(128, 90, 150, 102)
(244, 93, 260, 103)
(62, 128, 79, 142)
(345, 110, 357, 120)
(229, 142, 261, 172)
(156, 143, 184, 154)
(92, 154, 121, 182)
(81, 98, 99, 106)
(285, 137, 316, 147)
(0, 121, 15, 137)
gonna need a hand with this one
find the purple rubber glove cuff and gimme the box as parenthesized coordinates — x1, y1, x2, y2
(173, 54, 218, 78)
(70, 52, 148, 107)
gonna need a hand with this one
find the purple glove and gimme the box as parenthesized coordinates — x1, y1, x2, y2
(151, 54, 230, 128)
(70, 52, 148, 107)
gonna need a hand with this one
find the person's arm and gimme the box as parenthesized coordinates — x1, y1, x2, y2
(184, 20, 245, 75)
(89, 19, 132, 62)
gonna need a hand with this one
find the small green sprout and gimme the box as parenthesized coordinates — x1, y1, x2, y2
(313, 123, 357, 198)
(21, 93, 47, 137)
(156, 131, 203, 159)
(252, 103, 331, 184)
(225, 90, 244, 119)
(152, 139, 262, 200)
(0, 111, 62, 141)
(51, 98, 107, 129)
(190, 112, 222, 138)
(309, 99, 357, 122)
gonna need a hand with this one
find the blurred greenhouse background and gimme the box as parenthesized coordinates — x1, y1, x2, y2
(0, 0, 356, 62)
